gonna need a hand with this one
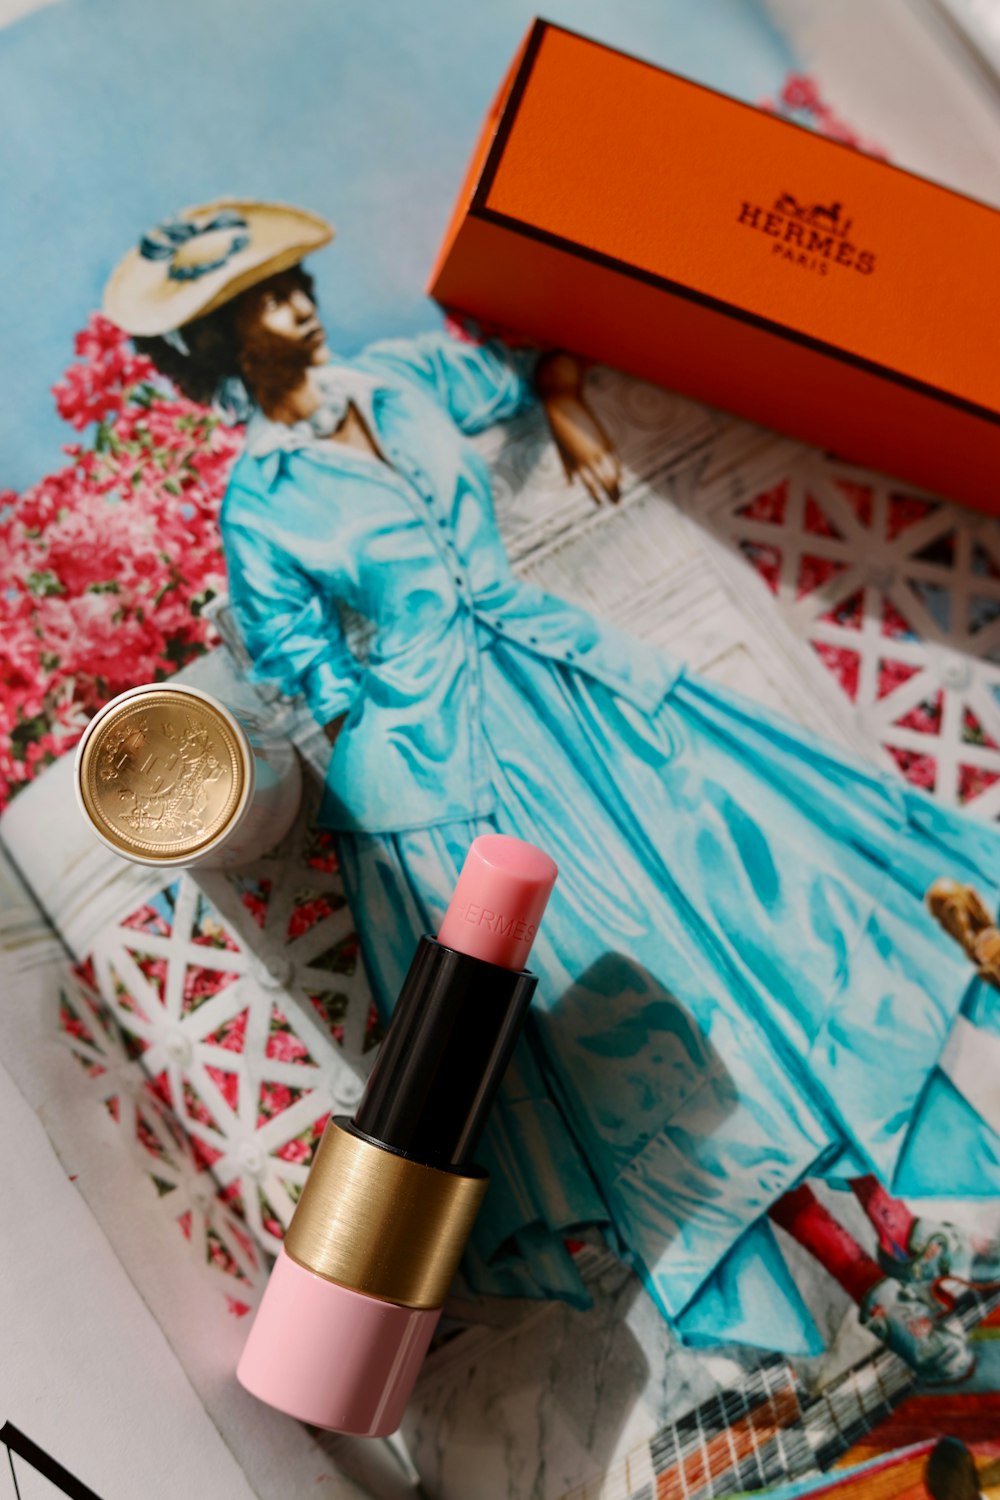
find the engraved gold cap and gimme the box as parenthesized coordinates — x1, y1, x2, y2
(75, 684, 252, 865)
(284, 1119, 488, 1309)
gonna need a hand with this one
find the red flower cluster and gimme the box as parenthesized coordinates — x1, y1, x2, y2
(0, 314, 244, 807)
(52, 317, 157, 432)
(760, 73, 889, 159)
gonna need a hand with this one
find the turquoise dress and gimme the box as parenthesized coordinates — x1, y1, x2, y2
(222, 333, 1000, 1356)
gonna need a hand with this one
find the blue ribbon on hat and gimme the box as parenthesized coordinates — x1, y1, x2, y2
(139, 209, 250, 282)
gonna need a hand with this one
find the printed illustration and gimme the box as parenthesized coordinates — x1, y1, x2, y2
(94, 194, 1000, 1370)
(3, 6, 1000, 1494)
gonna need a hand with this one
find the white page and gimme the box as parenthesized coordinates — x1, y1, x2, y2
(0, 1052, 260, 1500)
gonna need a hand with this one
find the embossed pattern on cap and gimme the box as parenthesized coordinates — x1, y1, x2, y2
(77, 686, 247, 859)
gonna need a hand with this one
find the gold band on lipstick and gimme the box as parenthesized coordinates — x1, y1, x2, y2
(283, 1119, 488, 1309)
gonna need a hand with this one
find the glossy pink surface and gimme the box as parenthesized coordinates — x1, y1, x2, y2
(236, 1250, 440, 1436)
(436, 833, 557, 970)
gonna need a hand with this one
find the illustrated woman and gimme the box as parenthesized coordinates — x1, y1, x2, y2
(107, 201, 1000, 1377)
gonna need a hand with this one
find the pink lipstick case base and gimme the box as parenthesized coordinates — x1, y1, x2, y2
(237, 1251, 440, 1437)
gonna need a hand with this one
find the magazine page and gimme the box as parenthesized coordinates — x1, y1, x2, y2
(2, 374, 852, 1499)
(0, 1040, 263, 1500)
(3, 3, 1000, 1499)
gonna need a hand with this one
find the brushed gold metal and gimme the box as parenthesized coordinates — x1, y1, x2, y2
(284, 1119, 488, 1309)
(79, 687, 246, 859)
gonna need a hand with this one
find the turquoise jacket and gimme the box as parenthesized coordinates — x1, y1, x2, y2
(221, 333, 677, 832)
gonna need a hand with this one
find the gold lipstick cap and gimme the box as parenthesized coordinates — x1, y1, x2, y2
(74, 684, 253, 866)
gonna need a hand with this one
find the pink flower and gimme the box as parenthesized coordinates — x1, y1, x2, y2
(811, 642, 861, 701)
(265, 1029, 311, 1065)
(208, 1235, 240, 1275)
(204, 1065, 240, 1112)
(146, 1070, 174, 1108)
(780, 74, 822, 112)
(741, 482, 788, 526)
(183, 965, 239, 1014)
(136, 1115, 167, 1159)
(213, 1009, 249, 1054)
(877, 659, 921, 700)
(134, 952, 168, 1001)
(59, 1004, 95, 1044)
(759, 74, 889, 160)
(53, 314, 156, 430)
(52, 362, 123, 430)
(887, 746, 937, 791)
(797, 554, 845, 599)
(240, 887, 270, 928)
(287, 893, 336, 941)
(121, 903, 172, 938)
(73, 957, 97, 988)
(73, 313, 130, 361)
(191, 1136, 223, 1171)
(962, 708, 999, 750)
(895, 694, 942, 736)
(958, 765, 1000, 804)
(276, 1137, 311, 1164)
(304, 828, 340, 873)
(257, 1082, 296, 1123)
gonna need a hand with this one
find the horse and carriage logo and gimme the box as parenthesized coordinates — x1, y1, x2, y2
(772, 192, 854, 239)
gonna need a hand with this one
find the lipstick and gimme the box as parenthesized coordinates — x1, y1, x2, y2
(237, 834, 557, 1436)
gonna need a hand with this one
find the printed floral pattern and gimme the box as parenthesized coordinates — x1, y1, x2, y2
(0, 314, 242, 807)
(759, 73, 888, 158)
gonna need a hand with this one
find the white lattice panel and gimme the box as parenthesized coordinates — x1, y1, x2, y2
(695, 455, 1000, 817)
(57, 786, 378, 1315)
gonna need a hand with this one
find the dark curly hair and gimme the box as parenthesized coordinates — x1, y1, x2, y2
(134, 265, 316, 406)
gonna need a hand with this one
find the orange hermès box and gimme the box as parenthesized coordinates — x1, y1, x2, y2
(429, 19, 1000, 514)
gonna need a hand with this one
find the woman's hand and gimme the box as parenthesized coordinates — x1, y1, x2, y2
(535, 353, 620, 505)
(324, 714, 346, 747)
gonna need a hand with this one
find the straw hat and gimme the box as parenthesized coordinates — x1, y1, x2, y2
(104, 199, 334, 337)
